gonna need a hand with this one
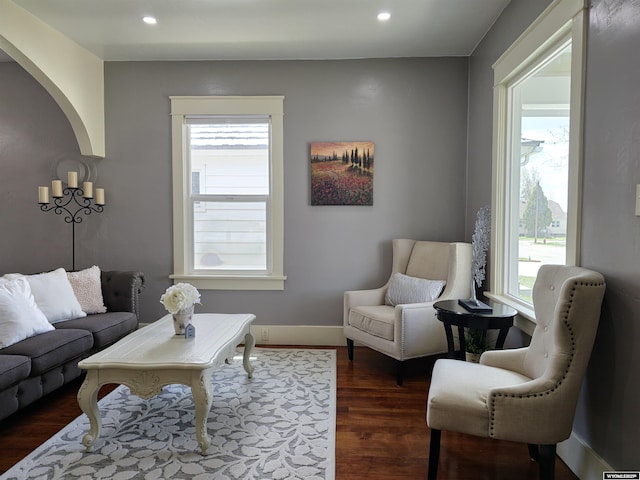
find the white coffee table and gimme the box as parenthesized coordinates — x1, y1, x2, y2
(77, 313, 256, 454)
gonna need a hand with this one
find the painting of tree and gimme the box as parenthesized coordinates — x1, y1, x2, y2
(310, 141, 374, 205)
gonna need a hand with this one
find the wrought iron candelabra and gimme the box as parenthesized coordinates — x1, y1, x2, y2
(38, 171, 105, 271)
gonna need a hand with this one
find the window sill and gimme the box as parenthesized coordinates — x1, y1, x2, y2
(484, 291, 536, 336)
(170, 274, 286, 291)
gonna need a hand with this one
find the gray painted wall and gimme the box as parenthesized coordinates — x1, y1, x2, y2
(467, 0, 639, 470)
(0, 64, 81, 273)
(1, 58, 469, 328)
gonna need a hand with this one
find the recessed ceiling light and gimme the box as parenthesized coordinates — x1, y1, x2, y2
(377, 12, 391, 21)
(142, 16, 157, 25)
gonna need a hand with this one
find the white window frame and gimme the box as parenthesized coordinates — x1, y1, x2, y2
(487, 0, 587, 333)
(170, 96, 286, 290)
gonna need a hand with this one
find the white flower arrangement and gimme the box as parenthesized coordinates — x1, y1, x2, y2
(160, 283, 201, 314)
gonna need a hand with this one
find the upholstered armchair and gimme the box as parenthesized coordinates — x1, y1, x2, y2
(426, 265, 606, 480)
(344, 239, 472, 385)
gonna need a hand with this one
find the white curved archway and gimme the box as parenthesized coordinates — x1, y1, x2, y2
(0, 0, 105, 157)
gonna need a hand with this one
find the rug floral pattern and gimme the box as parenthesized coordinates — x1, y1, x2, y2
(2, 349, 336, 480)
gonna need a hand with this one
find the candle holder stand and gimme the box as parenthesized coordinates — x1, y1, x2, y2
(39, 186, 104, 271)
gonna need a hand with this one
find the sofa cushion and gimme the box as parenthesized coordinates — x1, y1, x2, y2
(0, 277, 54, 348)
(67, 266, 107, 314)
(348, 305, 395, 341)
(54, 312, 137, 349)
(0, 355, 31, 390)
(0, 329, 93, 376)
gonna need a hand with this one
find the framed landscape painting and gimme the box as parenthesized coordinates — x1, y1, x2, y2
(310, 141, 374, 205)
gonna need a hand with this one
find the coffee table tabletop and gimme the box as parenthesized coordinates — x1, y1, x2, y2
(77, 313, 256, 454)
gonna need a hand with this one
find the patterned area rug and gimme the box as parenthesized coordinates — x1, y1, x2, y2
(2, 348, 336, 480)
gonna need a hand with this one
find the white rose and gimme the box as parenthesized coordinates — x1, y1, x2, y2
(160, 283, 200, 314)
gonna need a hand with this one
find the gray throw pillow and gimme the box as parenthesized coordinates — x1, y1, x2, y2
(384, 272, 446, 306)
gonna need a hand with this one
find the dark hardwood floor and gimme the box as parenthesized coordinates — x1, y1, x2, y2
(0, 346, 578, 479)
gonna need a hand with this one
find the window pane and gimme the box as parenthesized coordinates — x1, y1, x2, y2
(188, 116, 269, 272)
(189, 120, 269, 195)
(508, 43, 571, 303)
(193, 201, 267, 271)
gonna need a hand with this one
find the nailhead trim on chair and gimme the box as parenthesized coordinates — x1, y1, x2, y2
(488, 279, 604, 437)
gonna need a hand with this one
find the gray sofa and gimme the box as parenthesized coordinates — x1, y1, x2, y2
(0, 270, 144, 421)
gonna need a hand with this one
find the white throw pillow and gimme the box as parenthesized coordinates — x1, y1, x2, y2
(5, 268, 86, 323)
(384, 272, 446, 306)
(67, 265, 107, 314)
(0, 277, 54, 348)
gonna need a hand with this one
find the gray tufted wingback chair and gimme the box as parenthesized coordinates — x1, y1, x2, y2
(426, 265, 606, 480)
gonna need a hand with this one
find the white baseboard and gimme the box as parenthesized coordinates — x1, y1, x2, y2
(558, 430, 612, 480)
(250, 325, 346, 346)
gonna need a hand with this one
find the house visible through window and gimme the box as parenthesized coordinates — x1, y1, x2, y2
(170, 96, 285, 290)
(189, 117, 269, 271)
(489, 0, 586, 324)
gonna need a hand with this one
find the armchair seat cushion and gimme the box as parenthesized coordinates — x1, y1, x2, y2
(427, 358, 532, 438)
(348, 305, 395, 341)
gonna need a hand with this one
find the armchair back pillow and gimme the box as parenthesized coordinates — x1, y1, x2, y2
(384, 272, 446, 306)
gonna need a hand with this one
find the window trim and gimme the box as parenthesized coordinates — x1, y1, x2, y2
(487, 0, 587, 331)
(169, 96, 286, 290)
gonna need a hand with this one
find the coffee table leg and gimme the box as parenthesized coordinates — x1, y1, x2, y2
(192, 373, 213, 455)
(243, 331, 255, 378)
(77, 372, 101, 451)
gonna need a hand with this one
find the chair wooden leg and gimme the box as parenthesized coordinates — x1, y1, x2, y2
(347, 339, 354, 361)
(538, 444, 556, 480)
(428, 429, 441, 480)
(528, 443, 540, 462)
(396, 360, 404, 386)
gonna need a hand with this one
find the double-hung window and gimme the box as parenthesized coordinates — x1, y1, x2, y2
(489, 0, 587, 330)
(170, 96, 285, 290)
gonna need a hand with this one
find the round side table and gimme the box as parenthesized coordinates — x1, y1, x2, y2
(433, 299, 517, 359)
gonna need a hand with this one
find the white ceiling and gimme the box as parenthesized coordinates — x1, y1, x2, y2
(3, 0, 511, 62)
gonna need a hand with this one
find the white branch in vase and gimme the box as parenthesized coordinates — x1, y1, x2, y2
(471, 205, 491, 289)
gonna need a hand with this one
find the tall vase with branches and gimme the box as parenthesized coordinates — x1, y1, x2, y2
(459, 205, 491, 311)
(471, 205, 491, 302)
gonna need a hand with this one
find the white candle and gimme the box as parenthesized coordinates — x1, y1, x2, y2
(83, 181, 93, 198)
(51, 180, 63, 197)
(38, 186, 50, 204)
(68, 171, 78, 188)
(95, 188, 105, 205)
